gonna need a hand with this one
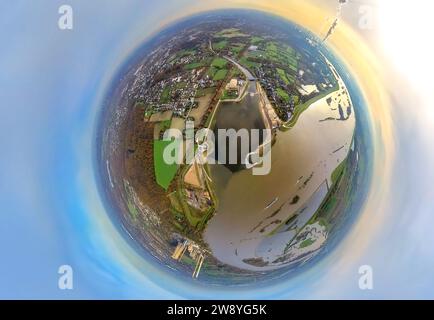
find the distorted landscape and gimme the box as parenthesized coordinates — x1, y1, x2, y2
(99, 11, 367, 284)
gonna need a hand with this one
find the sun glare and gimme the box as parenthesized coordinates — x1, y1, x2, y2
(379, 0, 434, 93)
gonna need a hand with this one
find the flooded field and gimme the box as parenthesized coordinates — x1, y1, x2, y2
(204, 57, 356, 271)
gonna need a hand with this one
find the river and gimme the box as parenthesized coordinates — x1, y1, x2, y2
(203, 55, 356, 271)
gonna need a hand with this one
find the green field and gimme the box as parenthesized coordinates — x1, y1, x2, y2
(276, 88, 290, 103)
(184, 62, 205, 70)
(247, 50, 265, 59)
(287, 60, 298, 72)
(300, 238, 315, 248)
(221, 89, 238, 100)
(177, 48, 196, 58)
(169, 48, 196, 63)
(261, 41, 299, 73)
(265, 42, 279, 60)
(207, 66, 217, 78)
(153, 139, 179, 190)
(160, 87, 170, 103)
(230, 44, 244, 55)
(211, 57, 228, 69)
(213, 40, 228, 50)
(251, 36, 264, 44)
(277, 68, 290, 85)
(213, 69, 228, 81)
(239, 56, 260, 70)
(287, 73, 296, 83)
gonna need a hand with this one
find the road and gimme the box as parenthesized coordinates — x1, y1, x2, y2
(223, 55, 256, 82)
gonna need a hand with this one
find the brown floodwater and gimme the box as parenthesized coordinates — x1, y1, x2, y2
(204, 57, 356, 271)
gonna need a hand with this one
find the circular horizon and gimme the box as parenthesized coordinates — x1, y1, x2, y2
(95, 9, 374, 287)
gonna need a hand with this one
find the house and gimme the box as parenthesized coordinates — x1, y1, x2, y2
(226, 78, 238, 91)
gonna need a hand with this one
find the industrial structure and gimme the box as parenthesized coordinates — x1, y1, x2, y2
(171, 239, 206, 278)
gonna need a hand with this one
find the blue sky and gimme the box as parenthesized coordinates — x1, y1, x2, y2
(1, 0, 434, 299)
